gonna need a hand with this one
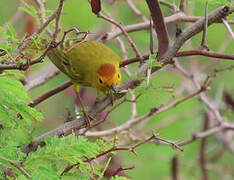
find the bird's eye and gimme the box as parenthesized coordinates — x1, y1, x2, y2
(118, 74, 120, 79)
(99, 78, 103, 84)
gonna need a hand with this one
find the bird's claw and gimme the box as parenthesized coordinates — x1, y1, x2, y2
(82, 110, 95, 127)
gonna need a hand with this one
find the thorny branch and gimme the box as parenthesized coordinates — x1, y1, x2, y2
(61, 132, 182, 175)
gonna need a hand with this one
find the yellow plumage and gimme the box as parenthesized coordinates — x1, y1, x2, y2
(47, 40, 122, 94)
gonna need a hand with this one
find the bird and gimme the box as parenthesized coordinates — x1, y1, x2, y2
(47, 39, 122, 126)
(47, 40, 122, 94)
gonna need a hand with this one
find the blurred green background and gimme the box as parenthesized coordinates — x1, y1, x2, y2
(0, 0, 234, 179)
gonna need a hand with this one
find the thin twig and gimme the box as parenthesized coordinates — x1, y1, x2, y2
(34, 0, 52, 36)
(201, 1, 208, 49)
(112, 166, 135, 177)
(174, 59, 224, 124)
(160, 0, 178, 12)
(200, 112, 210, 180)
(126, 0, 148, 22)
(179, 122, 234, 146)
(9, 0, 65, 61)
(0, 155, 31, 179)
(62, 133, 176, 175)
(171, 156, 179, 180)
(85, 86, 208, 137)
(99, 11, 234, 43)
(175, 50, 234, 60)
(1, 0, 65, 71)
(29, 81, 73, 107)
(97, 13, 142, 60)
(222, 18, 234, 39)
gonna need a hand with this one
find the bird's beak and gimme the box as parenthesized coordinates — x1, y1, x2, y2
(110, 84, 118, 93)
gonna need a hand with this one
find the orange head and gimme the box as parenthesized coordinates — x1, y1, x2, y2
(96, 63, 121, 93)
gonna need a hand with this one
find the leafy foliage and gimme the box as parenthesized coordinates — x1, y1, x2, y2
(0, 76, 43, 179)
(22, 135, 111, 179)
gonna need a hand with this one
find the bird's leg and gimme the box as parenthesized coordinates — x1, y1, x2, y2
(75, 92, 96, 127)
(73, 85, 94, 127)
(109, 91, 114, 106)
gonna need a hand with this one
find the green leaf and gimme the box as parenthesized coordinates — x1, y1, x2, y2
(18, 7, 37, 18)
(0, 44, 8, 52)
(151, 60, 163, 67)
(0, 77, 43, 129)
(147, 52, 163, 68)
(7, 23, 16, 38)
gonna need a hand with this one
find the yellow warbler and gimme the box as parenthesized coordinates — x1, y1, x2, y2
(47, 40, 122, 94)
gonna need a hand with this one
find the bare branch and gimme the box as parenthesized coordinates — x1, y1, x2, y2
(222, 18, 234, 39)
(145, 0, 170, 59)
(85, 86, 207, 137)
(201, 1, 208, 49)
(200, 112, 210, 180)
(179, 0, 186, 12)
(0, 155, 31, 179)
(179, 122, 234, 146)
(126, 0, 148, 22)
(29, 81, 73, 107)
(97, 13, 142, 59)
(175, 49, 234, 60)
(34, 0, 52, 36)
(161, 6, 234, 64)
(171, 156, 179, 180)
(25, 66, 60, 91)
(111, 166, 135, 177)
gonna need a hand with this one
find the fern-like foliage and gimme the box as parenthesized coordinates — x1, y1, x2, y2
(21, 135, 113, 180)
(0, 77, 43, 178)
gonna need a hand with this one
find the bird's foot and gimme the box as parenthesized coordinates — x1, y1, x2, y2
(82, 110, 95, 127)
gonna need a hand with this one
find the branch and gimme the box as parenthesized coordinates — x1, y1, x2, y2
(179, 122, 234, 146)
(126, 0, 148, 22)
(161, 6, 234, 63)
(200, 112, 210, 180)
(179, 0, 186, 12)
(175, 49, 234, 60)
(85, 86, 208, 137)
(121, 49, 234, 67)
(222, 18, 234, 39)
(97, 13, 142, 59)
(145, 0, 170, 59)
(29, 80, 73, 107)
(111, 166, 135, 177)
(171, 156, 179, 180)
(0, 0, 66, 70)
(61, 133, 177, 175)
(99, 12, 234, 43)
(0, 155, 31, 179)
(200, 1, 208, 49)
(25, 66, 60, 91)
(87, 132, 182, 161)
